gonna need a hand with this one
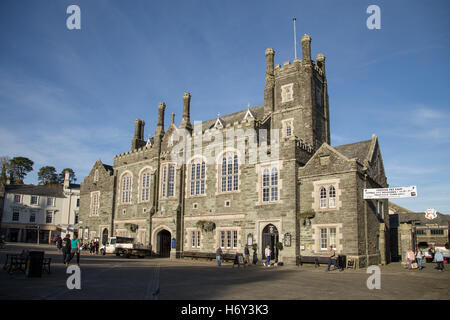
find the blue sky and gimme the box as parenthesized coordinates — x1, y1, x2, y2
(0, 0, 449, 213)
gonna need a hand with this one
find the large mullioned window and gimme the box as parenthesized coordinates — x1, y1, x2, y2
(190, 161, 205, 196)
(141, 171, 151, 202)
(161, 164, 175, 197)
(90, 192, 100, 216)
(262, 167, 279, 202)
(121, 174, 132, 203)
(221, 155, 238, 192)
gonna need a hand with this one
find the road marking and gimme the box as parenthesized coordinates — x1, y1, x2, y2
(41, 263, 121, 300)
(144, 264, 160, 300)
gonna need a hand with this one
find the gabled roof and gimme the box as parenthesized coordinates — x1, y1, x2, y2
(5, 184, 65, 198)
(202, 105, 265, 131)
(333, 139, 372, 163)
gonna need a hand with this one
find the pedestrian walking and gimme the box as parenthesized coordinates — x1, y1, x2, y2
(95, 240, 99, 255)
(407, 249, 415, 270)
(56, 235, 62, 252)
(416, 248, 424, 270)
(89, 240, 95, 255)
(68, 233, 81, 266)
(264, 245, 271, 267)
(62, 234, 71, 265)
(216, 245, 223, 266)
(326, 245, 343, 271)
(244, 244, 250, 265)
(434, 249, 445, 272)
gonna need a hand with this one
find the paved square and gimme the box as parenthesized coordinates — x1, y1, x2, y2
(0, 243, 449, 300)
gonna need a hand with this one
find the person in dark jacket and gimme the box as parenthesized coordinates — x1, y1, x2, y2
(244, 244, 250, 265)
(62, 234, 71, 265)
(56, 236, 63, 252)
(216, 245, 223, 266)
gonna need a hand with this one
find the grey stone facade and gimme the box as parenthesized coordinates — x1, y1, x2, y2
(79, 34, 391, 266)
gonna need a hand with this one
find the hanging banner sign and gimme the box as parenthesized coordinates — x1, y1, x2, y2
(363, 186, 417, 199)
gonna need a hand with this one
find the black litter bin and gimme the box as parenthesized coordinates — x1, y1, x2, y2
(26, 251, 44, 277)
(338, 255, 346, 269)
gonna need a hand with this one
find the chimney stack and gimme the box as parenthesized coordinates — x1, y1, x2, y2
(264, 48, 275, 114)
(301, 34, 312, 66)
(64, 169, 70, 189)
(131, 118, 146, 150)
(180, 92, 192, 130)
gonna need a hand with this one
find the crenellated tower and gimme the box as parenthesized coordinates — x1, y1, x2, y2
(264, 34, 330, 149)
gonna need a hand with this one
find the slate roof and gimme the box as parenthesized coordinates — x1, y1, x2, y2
(102, 164, 113, 173)
(201, 105, 265, 131)
(5, 184, 65, 198)
(334, 140, 372, 162)
(390, 211, 450, 228)
(398, 212, 450, 225)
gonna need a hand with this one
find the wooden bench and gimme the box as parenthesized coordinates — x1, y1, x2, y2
(296, 255, 346, 269)
(182, 251, 236, 262)
(296, 255, 329, 267)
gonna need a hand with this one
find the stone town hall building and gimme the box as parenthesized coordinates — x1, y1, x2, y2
(79, 34, 390, 267)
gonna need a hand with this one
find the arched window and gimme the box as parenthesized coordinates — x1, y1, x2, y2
(161, 164, 175, 198)
(141, 170, 151, 202)
(221, 154, 238, 192)
(262, 166, 279, 202)
(94, 169, 99, 182)
(319, 187, 327, 208)
(329, 186, 336, 208)
(190, 160, 206, 196)
(271, 167, 278, 201)
(262, 168, 270, 202)
(121, 173, 132, 203)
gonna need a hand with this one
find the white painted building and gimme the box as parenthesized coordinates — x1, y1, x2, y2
(0, 171, 80, 243)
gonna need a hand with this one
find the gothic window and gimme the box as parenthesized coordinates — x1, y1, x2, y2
(319, 187, 327, 209)
(141, 171, 151, 202)
(220, 154, 238, 193)
(282, 119, 294, 138)
(261, 166, 279, 203)
(286, 125, 292, 137)
(90, 191, 100, 216)
(161, 164, 175, 198)
(329, 186, 336, 208)
(94, 169, 99, 182)
(190, 160, 206, 196)
(121, 173, 132, 203)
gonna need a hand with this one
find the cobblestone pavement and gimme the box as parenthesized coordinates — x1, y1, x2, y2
(0, 243, 449, 300)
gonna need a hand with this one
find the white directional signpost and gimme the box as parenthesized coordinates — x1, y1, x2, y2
(363, 186, 417, 199)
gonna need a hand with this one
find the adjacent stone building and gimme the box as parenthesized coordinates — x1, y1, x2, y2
(79, 34, 391, 267)
(390, 210, 450, 262)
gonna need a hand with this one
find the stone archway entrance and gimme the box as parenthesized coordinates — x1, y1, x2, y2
(157, 229, 171, 258)
(262, 224, 279, 261)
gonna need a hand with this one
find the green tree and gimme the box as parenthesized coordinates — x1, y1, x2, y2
(38, 166, 58, 185)
(58, 168, 77, 184)
(7, 157, 34, 183)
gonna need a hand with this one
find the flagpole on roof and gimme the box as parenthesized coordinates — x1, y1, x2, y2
(293, 18, 297, 60)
